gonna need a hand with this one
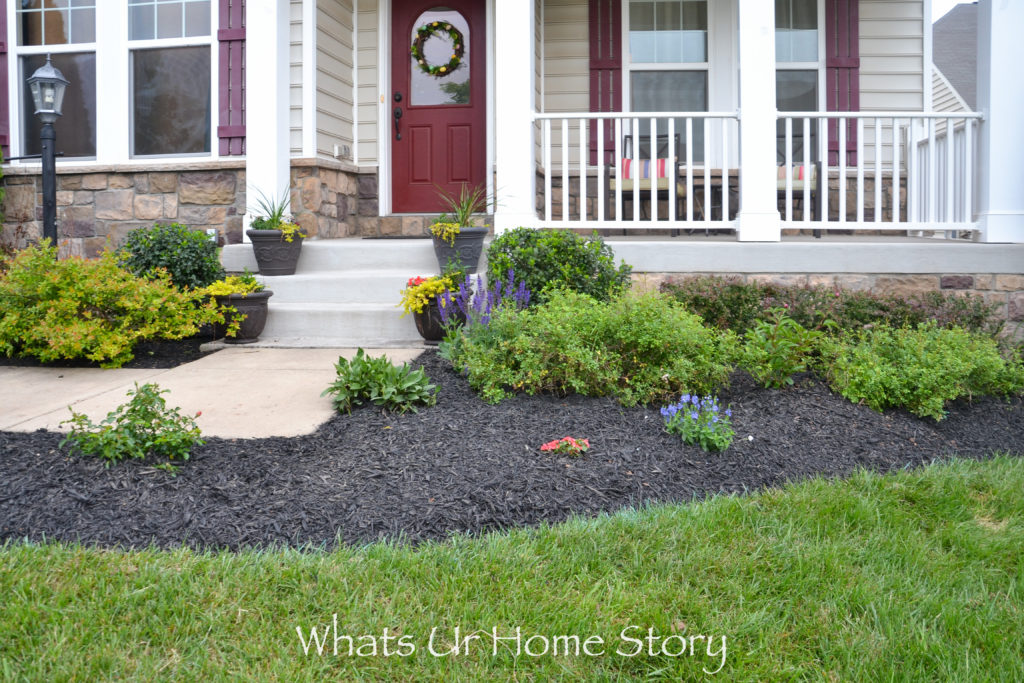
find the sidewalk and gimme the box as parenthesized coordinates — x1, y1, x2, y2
(0, 347, 424, 439)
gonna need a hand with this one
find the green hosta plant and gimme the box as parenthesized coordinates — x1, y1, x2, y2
(322, 349, 438, 413)
(60, 383, 203, 471)
(741, 308, 831, 388)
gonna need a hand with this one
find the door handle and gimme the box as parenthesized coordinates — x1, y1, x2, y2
(393, 106, 403, 141)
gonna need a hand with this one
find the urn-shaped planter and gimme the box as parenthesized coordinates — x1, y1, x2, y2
(215, 290, 274, 344)
(412, 297, 467, 346)
(431, 225, 487, 274)
(247, 230, 303, 276)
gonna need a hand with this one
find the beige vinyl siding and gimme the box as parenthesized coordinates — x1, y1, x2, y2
(932, 66, 968, 113)
(290, 0, 304, 155)
(543, 0, 589, 113)
(356, 0, 379, 166)
(316, 0, 355, 159)
(859, 0, 924, 112)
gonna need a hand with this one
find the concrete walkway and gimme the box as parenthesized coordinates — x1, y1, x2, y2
(0, 347, 424, 439)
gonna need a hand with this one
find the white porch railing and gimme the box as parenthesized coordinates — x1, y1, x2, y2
(534, 112, 740, 231)
(777, 112, 984, 235)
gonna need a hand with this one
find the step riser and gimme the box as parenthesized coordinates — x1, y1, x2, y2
(222, 240, 446, 274)
(261, 306, 422, 345)
(262, 274, 415, 304)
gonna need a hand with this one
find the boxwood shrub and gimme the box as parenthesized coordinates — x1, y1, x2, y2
(485, 228, 632, 304)
(118, 222, 224, 290)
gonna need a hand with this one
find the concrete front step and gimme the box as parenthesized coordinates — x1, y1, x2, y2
(260, 270, 417, 304)
(259, 302, 424, 347)
(222, 238, 443, 274)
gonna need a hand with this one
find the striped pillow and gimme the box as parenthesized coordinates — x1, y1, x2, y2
(621, 158, 670, 180)
(777, 164, 813, 181)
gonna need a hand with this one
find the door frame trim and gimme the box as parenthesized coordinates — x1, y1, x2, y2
(378, 0, 494, 216)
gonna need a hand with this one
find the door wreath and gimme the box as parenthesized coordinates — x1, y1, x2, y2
(410, 21, 464, 77)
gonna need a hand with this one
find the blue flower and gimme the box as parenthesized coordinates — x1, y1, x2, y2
(681, 393, 691, 404)
(725, 408, 732, 417)
(690, 412, 699, 420)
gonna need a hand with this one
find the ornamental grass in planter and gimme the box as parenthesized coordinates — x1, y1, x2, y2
(246, 189, 306, 276)
(202, 271, 272, 344)
(429, 183, 489, 274)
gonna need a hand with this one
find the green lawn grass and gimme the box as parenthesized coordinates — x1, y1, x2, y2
(2, 456, 1022, 681)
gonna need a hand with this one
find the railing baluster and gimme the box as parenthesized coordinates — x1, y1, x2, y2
(721, 118, 729, 223)
(544, 119, 552, 222)
(802, 117, 811, 223)
(704, 121, 711, 225)
(632, 117, 640, 223)
(597, 118, 605, 223)
(907, 118, 918, 224)
(891, 117, 900, 225)
(685, 117, 694, 222)
(839, 115, 847, 223)
(945, 117, 955, 225)
(964, 119, 973, 223)
(785, 116, 793, 222)
(856, 117, 864, 222)
(579, 118, 587, 222)
(650, 117, 658, 221)
(928, 118, 937, 224)
(668, 117, 677, 223)
(615, 118, 623, 223)
(819, 117, 829, 226)
(874, 118, 882, 223)
(561, 118, 569, 222)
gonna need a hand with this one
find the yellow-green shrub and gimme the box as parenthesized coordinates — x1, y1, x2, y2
(0, 243, 227, 368)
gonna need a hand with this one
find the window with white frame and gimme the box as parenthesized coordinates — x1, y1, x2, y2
(16, 0, 98, 158)
(9, 1, 215, 162)
(129, 0, 212, 157)
(775, 0, 823, 162)
(625, 0, 708, 162)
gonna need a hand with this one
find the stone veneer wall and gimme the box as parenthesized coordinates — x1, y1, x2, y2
(631, 272, 1024, 337)
(1, 163, 246, 257)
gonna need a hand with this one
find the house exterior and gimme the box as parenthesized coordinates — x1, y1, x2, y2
(1, 1, 1022, 345)
(932, 1, 975, 113)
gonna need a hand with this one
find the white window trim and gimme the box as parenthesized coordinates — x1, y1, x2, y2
(5, 0, 222, 168)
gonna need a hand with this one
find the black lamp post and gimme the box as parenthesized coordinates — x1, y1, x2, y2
(27, 55, 69, 247)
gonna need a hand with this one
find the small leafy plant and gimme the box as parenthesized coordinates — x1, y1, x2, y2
(661, 394, 734, 452)
(118, 222, 224, 290)
(539, 436, 590, 456)
(60, 383, 203, 471)
(321, 349, 439, 413)
(201, 269, 265, 297)
(741, 308, 829, 388)
(430, 183, 488, 244)
(249, 188, 306, 242)
(819, 324, 1024, 421)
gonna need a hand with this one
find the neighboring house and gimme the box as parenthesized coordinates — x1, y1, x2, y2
(932, 1, 976, 113)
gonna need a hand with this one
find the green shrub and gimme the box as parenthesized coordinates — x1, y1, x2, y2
(819, 324, 1024, 421)
(0, 243, 226, 368)
(485, 228, 632, 304)
(741, 309, 829, 388)
(60, 383, 203, 471)
(663, 276, 1005, 337)
(452, 290, 737, 406)
(321, 348, 438, 413)
(118, 222, 224, 290)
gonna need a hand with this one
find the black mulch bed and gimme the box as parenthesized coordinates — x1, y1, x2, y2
(1, 350, 1022, 551)
(0, 333, 219, 369)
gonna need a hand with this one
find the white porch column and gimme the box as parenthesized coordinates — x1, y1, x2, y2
(976, 0, 1024, 243)
(244, 0, 292, 240)
(736, 0, 780, 242)
(493, 1, 537, 234)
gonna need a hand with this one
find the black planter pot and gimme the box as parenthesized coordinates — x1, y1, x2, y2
(413, 297, 466, 346)
(215, 290, 273, 344)
(247, 230, 303, 276)
(431, 225, 487, 274)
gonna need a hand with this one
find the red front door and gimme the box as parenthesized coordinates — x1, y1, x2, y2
(391, 0, 486, 213)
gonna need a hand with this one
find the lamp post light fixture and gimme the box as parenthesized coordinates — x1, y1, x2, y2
(27, 55, 70, 247)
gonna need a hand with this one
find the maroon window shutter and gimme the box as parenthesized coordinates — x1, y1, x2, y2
(588, 0, 621, 165)
(0, 6, 9, 159)
(825, 0, 859, 165)
(218, 0, 246, 156)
